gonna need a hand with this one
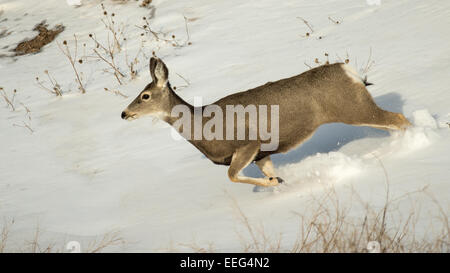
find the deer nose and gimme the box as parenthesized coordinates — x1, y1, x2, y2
(121, 111, 127, 119)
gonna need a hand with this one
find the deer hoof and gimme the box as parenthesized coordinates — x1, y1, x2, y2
(269, 177, 284, 185)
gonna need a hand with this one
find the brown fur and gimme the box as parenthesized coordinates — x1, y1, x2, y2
(122, 58, 411, 187)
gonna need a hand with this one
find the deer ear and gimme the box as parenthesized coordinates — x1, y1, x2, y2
(149, 57, 157, 82)
(149, 57, 169, 87)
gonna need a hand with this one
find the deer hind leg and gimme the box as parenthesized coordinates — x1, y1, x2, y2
(360, 109, 412, 131)
(255, 156, 284, 183)
(384, 111, 412, 130)
(341, 74, 412, 131)
(228, 143, 282, 187)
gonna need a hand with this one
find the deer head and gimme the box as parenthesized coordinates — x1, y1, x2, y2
(121, 57, 175, 121)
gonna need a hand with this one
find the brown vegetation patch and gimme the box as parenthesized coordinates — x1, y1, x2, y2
(14, 21, 64, 56)
(140, 0, 153, 8)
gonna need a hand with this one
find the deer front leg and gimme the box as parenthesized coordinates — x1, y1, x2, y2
(228, 143, 281, 187)
(255, 156, 284, 183)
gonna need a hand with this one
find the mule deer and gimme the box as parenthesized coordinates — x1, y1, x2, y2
(122, 57, 411, 187)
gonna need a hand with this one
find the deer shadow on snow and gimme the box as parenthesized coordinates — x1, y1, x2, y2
(243, 92, 407, 179)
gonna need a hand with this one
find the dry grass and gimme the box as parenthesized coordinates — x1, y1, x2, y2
(0, 220, 125, 253)
(0, 220, 12, 253)
(231, 168, 448, 253)
(12, 121, 34, 134)
(304, 50, 374, 86)
(90, 33, 125, 84)
(86, 231, 125, 253)
(34, 2, 192, 95)
(2, 178, 447, 253)
(328, 16, 342, 25)
(138, 14, 192, 48)
(100, 3, 124, 53)
(0, 87, 16, 111)
(298, 17, 314, 37)
(1, 87, 34, 133)
(87, 5, 128, 85)
(104, 87, 128, 98)
(224, 188, 448, 253)
(177, 241, 216, 253)
(35, 70, 62, 96)
(177, 162, 448, 253)
(57, 35, 86, 93)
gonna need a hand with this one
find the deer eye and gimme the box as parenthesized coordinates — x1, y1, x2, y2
(142, 94, 150, 100)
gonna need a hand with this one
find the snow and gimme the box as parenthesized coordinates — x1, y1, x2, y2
(66, 0, 82, 7)
(412, 109, 438, 129)
(0, 0, 449, 252)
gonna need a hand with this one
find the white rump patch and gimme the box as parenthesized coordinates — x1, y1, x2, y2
(342, 64, 364, 84)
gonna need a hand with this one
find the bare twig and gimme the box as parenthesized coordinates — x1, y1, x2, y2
(124, 42, 143, 79)
(183, 15, 191, 45)
(35, 70, 62, 96)
(87, 231, 125, 253)
(138, 15, 192, 47)
(0, 87, 16, 111)
(89, 33, 125, 85)
(57, 35, 86, 93)
(173, 72, 191, 90)
(13, 121, 34, 133)
(362, 47, 375, 75)
(304, 62, 313, 69)
(328, 16, 342, 24)
(104, 87, 128, 98)
(20, 103, 32, 120)
(297, 17, 314, 33)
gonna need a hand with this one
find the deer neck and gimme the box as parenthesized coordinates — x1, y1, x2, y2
(163, 90, 208, 150)
(163, 88, 195, 125)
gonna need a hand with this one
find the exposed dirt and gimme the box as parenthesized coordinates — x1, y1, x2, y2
(13, 21, 64, 56)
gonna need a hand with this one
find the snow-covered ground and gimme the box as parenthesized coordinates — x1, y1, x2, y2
(0, 0, 449, 252)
